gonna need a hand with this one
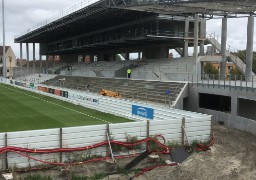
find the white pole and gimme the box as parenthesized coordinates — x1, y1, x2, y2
(2, 0, 6, 78)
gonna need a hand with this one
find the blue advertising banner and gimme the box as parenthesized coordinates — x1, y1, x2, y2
(132, 105, 154, 120)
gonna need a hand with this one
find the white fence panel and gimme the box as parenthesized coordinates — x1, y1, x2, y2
(0, 133, 5, 170)
(109, 122, 147, 142)
(62, 125, 107, 161)
(0, 133, 5, 147)
(7, 129, 59, 168)
(150, 119, 182, 142)
(185, 117, 212, 141)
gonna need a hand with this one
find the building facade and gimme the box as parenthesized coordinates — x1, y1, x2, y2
(0, 46, 17, 78)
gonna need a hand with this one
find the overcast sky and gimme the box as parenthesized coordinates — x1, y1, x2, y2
(1, 0, 256, 60)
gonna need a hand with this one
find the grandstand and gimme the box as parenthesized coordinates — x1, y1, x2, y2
(43, 76, 186, 106)
(11, 0, 256, 135)
(0, 0, 255, 172)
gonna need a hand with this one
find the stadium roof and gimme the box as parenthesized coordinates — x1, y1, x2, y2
(15, 0, 256, 44)
(109, 0, 256, 16)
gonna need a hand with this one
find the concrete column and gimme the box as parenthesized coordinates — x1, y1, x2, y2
(200, 18, 206, 56)
(112, 53, 116, 61)
(220, 17, 227, 80)
(138, 52, 141, 60)
(245, 15, 254, 81)
(46, 55, 49, 68)
(90, 54, 94, 62)
(230, 96, 238, 128)
(126, 51, 129, 60)
(52, 55, 56, 67)
(20, 43, 23, 60)
(39, 44, 43, 73)
(156, 17, 159, 35)
(20, 43, 23, 73)
(33, 43, 36, 72)
(26, 43, 29, 71)
(193, 14, 199, 60)
(184, 17, 189, 58)
(39, 54, 42, 74)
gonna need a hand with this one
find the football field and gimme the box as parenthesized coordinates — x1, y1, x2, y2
(0, 84, 131, 132)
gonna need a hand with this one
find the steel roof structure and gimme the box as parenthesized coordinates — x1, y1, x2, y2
(14, 0, 256, 55)
(107, 0, 256, 16)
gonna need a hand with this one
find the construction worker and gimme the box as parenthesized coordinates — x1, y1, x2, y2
(127, 68, 132, 78)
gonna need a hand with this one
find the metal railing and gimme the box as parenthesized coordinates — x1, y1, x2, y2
(192, 73, 255, 91)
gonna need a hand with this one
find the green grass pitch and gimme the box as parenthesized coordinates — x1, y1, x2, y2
(0, 84, 132, 132)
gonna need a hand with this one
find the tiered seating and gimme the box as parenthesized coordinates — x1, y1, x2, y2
(14, 74, 57, 84)
(61, 61, 133, 78)
(131, 57, 195, 81)
(43, 76, 186, 106)
(46, 63, 68, 74)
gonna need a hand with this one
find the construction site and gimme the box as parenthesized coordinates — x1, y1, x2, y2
(0, 0, 256, 179)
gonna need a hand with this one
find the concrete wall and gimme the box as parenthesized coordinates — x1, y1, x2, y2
(187, 83, 256, 135)
(173, 82, 189, 109)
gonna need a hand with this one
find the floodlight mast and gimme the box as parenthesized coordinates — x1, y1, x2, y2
(2, 0, 6, 78)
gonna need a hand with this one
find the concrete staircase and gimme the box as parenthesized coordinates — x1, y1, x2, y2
(206, 38, 253, 75)
(131, 57, 195, 81)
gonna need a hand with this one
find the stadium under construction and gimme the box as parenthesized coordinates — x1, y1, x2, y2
(12, 0, 256, 135)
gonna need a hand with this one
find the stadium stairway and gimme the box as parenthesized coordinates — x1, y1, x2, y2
(42, 76, 186, 107)
(206, 38, 254, 75)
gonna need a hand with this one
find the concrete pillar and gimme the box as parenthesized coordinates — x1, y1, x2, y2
(230, 96, 238, 128)
(200, 18, 206, 56)
(26, 43, 29, 71)
(156, 17, 159, 35)
(19, 44, 22, 76)
(52, 55, 56, 67)
(126, 51, 129, 60)
(112, 53, 116, 61)
(33, 43, 36, 72)
(39, 54, 42, 74)
(20, 43, 23, 60)
(38, 44, 42, 73)
(138, 52, 141, 60)
(193, 14, 199, 60)
(46, 55, 49, 68)
(184, 17, 189, 58)
(245, 15, 254, 81)
(220, 17, 227, 80)
(90, 54, 94, 62)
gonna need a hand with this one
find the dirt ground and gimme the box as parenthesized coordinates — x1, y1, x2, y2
(133, 125, 256, 180)
(3, 125, 256, 180)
